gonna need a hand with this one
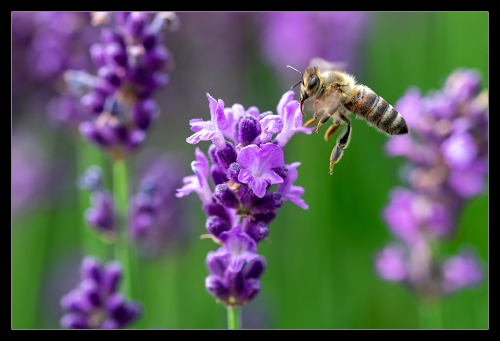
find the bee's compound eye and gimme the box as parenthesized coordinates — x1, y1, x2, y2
(308, 75, 319, 90)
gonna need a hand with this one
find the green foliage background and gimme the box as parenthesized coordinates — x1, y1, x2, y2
(12, 12, 488, 329)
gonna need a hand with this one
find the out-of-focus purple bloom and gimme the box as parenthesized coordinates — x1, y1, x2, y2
(383, 188, 421, 244)
(383, 187, 452, 243)
(375, 69, 487, 300)
(60, 256, 141, 329)
(60, 12, 178, 159)
(448, 158, 488, 199)
(375, 244, 408, 282)
(178, 91, 309, 308)
(11, 132, 51, 215)
(129, 153, 188, 257)
(441, 132, 478, 170)
(78, 166, 117, 238)
(259, 12, 370, 80)
(47, 95, 93, 130)
(12, 12, 98, 97)
(85, 191, 116, 234)
(385, 134, 414, 158)
(441, 250, 484, 294)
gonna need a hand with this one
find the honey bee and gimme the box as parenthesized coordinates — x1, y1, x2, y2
(287, 64, 409, 174)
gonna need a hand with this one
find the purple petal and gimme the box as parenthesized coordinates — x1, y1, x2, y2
(186, 130, 216, 145)
(80, 256, 102, 283)
(441, 249, 484, 293)
(277, 163, 308, 210)
(248, 177, 268, 199)
(383, 188, 420, 244)
(237, 143, 285, 198)
(375, 244, 407, 282)
(60, 313, 90, 329)
(259, 114, 283, 143)
(448, 158, 487, 198)
(441, 132, 478, 169)
(276, 90, 295, 117)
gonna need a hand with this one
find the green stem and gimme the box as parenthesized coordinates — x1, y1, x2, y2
(418, 298, 443, 329)
(76, 138, 108, 261)
(227, 306, 240, 330)
(112, 159, 140, 302)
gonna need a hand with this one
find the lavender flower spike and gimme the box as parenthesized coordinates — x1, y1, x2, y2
(375, 68, 487, 300)
(79, 166, 117, 237)
(178, 90, 310, 310)
(187, 93, 228, 150)
(60, 256, 141, 329)
(62, 12, 178, 159)
(129, 153, 186, 257)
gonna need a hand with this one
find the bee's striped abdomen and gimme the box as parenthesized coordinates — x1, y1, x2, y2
(344, 85, 408, 135)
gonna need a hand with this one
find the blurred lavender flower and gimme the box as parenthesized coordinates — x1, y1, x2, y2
(177, 90, 310, 307)
(375, 68, 488, 300)
(12, 12, 98, 98)
(259, 12, 370, 80)
(78, 166, 117, 238)
(128, 152, 189, 257)
(11, 131, 51, 215)
(61, 12, 178, 160)
(46, 94, 93, 131)
(60, 256, 141, 329)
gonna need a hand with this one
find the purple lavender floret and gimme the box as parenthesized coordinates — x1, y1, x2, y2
(441, 249, 484, 294)
(178, 91, 310, 307)
(60, 256, 141, 329)
(237, 143, 285, 198)
(375, 242, 484, 298)
(375, 69, 487, 299)
(78, 166, 117, 238)
(62, 12, 178, 160)
(187, 93, 228, 150)
(205, 252, 266, 307)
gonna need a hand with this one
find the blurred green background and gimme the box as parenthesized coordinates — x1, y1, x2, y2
(12, 12, 488, 329)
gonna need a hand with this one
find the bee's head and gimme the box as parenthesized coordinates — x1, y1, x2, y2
(287, 65, 315, 116)
(302, 67, 321, 96)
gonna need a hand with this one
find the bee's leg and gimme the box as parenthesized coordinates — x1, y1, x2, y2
(304, 117, 317, 127)
(316, 102, 341, 133)
(315, 114, 331, 133)
(329, 115, 351, 175)
(324, 106, 345, 141)
(324, 120, 341, 142)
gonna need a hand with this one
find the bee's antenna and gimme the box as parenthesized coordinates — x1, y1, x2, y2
(287, 65, 303, 89)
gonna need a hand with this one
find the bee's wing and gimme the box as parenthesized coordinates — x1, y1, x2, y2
(309, 57, 347, 72)
(315, 87, 342, 118)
